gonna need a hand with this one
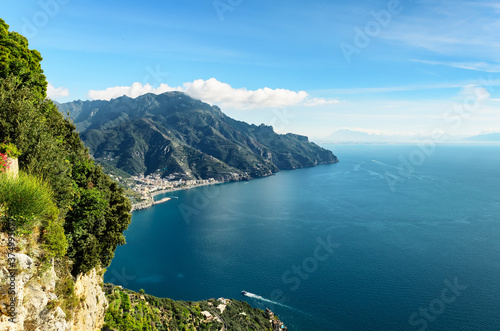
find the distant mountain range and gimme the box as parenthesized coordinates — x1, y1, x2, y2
(463, 132, 500, 142)
(317, 129, 425, 143)
(317, 129, 500, 144)
(58, 92, 338, 181)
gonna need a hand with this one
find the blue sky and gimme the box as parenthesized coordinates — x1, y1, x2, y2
(2, 0, 500, 139)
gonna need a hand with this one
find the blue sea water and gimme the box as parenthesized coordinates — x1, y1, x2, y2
(105, 145, 500, 330)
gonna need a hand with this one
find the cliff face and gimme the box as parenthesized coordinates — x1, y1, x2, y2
(0, 233, 107, 331)
(72, 268, 108, 331)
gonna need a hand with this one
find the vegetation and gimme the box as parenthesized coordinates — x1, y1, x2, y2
(0, 172, 66, 258)
(0, 18, 47, 99)
(0, 19, 131, 276)
(0, 142, 18, 172)
(0, 142, 20, 158)
(59, 92, 338, 180)
(103, 284, 281, 331)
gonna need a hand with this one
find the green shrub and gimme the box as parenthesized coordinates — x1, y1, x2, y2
(0, 172, 58, 227)
(55, 274, 79, 320)
(0, 172, 68, 257)
(42, 218, 68, 258)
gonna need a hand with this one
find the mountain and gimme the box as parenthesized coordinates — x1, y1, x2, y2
(58, 92, 338, 180)
(464, 132, 500, 142)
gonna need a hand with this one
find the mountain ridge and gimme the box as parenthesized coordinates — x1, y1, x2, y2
(58, 92, 338, 181)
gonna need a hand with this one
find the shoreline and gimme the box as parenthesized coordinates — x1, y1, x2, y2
(131, 180, 225, 211)
(150, 180, 225, 198)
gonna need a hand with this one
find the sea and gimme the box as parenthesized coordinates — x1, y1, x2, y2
(105, 144, 500, 330)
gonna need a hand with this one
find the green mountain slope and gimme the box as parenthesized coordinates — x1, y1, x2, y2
(103, 284, 287, 331)
(59, 92, 338, 180)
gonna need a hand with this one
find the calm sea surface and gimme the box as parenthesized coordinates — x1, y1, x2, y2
(105, 145, 500, 330)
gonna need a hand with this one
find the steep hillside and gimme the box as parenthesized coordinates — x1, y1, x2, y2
(102, 284, 287, 331)
(59, 92, 338, 180)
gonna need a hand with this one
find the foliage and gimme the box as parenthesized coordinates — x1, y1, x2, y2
(0, 77, 75, 210)
(0, 172, 58, 224)
(0, 142, 19, 172)
(54, 260, 80, 321)
(0, 172, 67, 257)
(42, 217, 68, 258)
(0, 18, 47, 99)
(0, 141, 20, 157)
(0, 21, 131, 276)
(103, 285, 224, 331)
(102, 284, 281, 331)
(64, 155, 131, 275)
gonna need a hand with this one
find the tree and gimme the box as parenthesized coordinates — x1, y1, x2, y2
(0, 19, 47, 99)
(0, 19, 131, 276)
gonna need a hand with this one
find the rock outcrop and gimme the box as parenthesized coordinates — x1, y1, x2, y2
(0, 233, 107, 331)
(72, 268, 108, 331)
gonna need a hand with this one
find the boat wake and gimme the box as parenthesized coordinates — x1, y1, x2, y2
(241, 291, 293, 310)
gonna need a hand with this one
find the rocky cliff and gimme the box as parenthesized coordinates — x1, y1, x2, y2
(0, 232, 108, 331)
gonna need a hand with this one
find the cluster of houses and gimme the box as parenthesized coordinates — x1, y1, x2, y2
(266, 308, 288, 331)
(200, 298, 229, 324)
(200, 299, 287, 331)
(130, 173, 217, 198)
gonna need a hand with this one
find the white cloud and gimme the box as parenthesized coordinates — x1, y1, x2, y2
(88, 82, 182, 101)
(87, 78, 338, 109)
(47, 83, 69, 99)
(182, 78, 311, 109)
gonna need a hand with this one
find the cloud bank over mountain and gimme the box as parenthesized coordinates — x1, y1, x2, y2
(87, 78, 339, 110)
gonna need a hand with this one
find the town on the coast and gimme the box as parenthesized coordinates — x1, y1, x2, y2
(108, 171, 220, 210)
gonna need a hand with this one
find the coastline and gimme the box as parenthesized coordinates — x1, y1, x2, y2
(150, 180, 224, 197)
(131, 180, 225, 211)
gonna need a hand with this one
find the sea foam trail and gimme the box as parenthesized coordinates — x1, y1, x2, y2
(242, 291, 315, 324)
(242, 292, 294, 310)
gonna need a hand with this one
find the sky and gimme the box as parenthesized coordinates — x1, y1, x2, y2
(2, 0, 500, 140)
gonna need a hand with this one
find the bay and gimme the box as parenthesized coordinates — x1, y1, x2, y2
(105, 144, 500, 330)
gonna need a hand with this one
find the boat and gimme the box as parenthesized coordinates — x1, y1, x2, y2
(241, 290, 248, 295)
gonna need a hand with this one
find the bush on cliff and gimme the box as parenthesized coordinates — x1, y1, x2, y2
(0, 172, 67, 258)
